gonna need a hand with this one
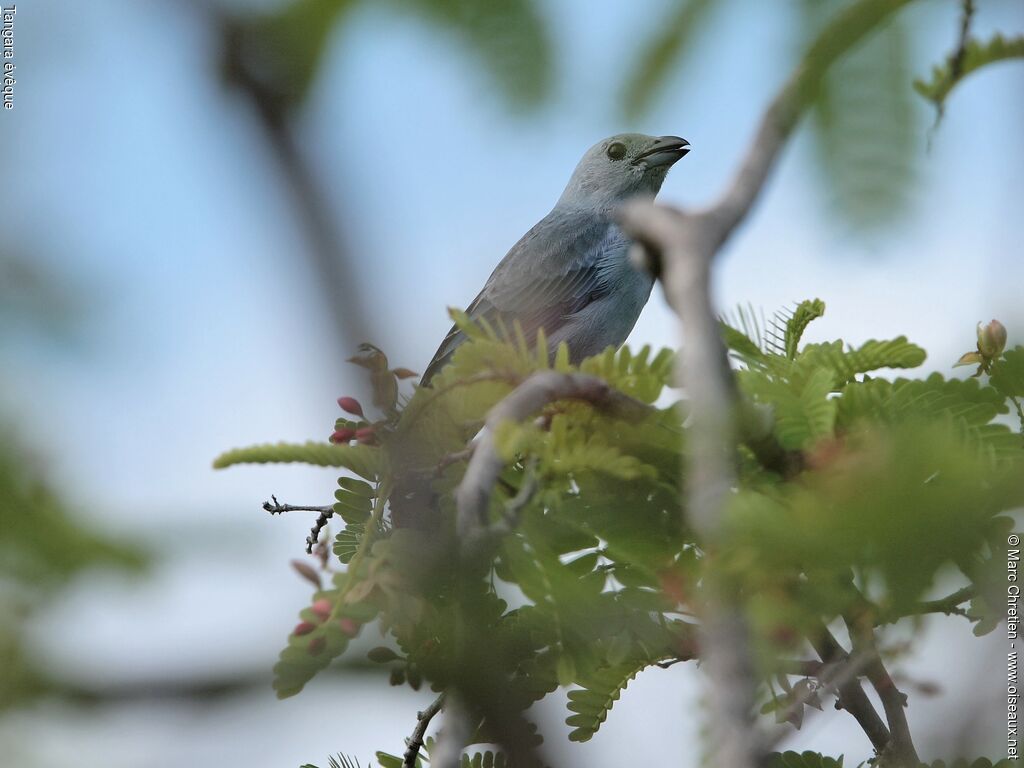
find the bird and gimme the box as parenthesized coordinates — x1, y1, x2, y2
(419, 133, 690, 387)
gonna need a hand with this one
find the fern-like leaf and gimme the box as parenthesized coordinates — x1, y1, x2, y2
(461, 751, 510, 768)
(914, 33, 1024, 117)
(800, 337, 926, 384)
(212, 441, 380, 479)
(565, 659, 651, 742)
(808, 14, 917, 230)
(784, 299, 826, 359)
(620, 0, 719, 117)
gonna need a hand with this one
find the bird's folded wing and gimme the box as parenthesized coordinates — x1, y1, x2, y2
(420, 212, 626, 385)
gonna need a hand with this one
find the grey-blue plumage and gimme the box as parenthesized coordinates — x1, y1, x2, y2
(420, 133, 690, 386)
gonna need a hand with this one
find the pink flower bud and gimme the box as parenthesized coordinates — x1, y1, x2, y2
(338, 617, 360, 637)
(330, 428, 356, 444)
(355, 427, 377, 445)
(292, 621, 316, 636)
(977, 319, 1008, 358)
(307, 636, 326, 656)
(311, 599, 331, 622)
(337, 397, 364, 417)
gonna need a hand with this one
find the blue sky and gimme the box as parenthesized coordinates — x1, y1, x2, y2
(1, 0, 1022, 766)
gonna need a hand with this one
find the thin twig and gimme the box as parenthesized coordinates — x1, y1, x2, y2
(950, 0, 976, 83)
(808, 626, 891, 756)
(876, 585, 976, 626)
(263, 497, 334, 516)
(846, 616, 920, 766)
(262, 496, 336, 553)
(403, 693, 446, 768)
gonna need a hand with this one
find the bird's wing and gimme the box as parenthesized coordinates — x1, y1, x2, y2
(420, 211, 625, 386)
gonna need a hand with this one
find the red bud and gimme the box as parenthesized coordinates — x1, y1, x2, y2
(293, 621, 316, 636)
(307, 636, 326, 656)
(311, 598, 331, 622)
(338, 617, 360, 637)
(355, 427, 377, 445)
(337, 397, 364, 417)
(330, 428, 356, 444)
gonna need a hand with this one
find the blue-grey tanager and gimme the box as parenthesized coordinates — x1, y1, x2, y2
(420, 133, 690, 386)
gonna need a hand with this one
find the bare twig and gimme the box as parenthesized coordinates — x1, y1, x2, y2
(262, 496, 335, 553)
(403, 693, 446, 768)
(263, 497, 334, 516)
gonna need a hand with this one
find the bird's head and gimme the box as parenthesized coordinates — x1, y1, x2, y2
(557, 133, 690, 210)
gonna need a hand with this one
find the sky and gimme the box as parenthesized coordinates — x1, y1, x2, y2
(0, 0, 1022, 766)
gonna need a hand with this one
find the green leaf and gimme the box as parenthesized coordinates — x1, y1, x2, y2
(915, 33, 1024, 118)
(721, 321, 767, 365)
(237, 0, 356, 107)
(991, 347, 1024, 399)
(743, 366, 836, 451)
(784, 299, 826, 359)
(800, 337, 926, 384)
(375, 752, 403, 768)
(808, 14, 917, 230)
(620, 0, 719, 117)
(461, 752, 509, 768)
(213, 442, 380, 478)
(401, 0, 552, 109)
(764, 751, 844, 768)
(333, 523, 366, 564)
(566, 658, 652, 742)
(367, 646, 400, 663)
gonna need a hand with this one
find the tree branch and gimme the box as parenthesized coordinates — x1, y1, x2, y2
(403, 693, 446, 768)
(181, 0, 373, 365)
(618, 3, 924, 765)
(846, 616, 920, 766)
(808, 627, 892, 756)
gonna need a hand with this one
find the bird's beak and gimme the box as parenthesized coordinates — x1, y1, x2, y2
(634, 135, 691, 167)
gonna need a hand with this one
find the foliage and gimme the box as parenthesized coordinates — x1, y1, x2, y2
(218, 301, 1024, 766)
(622, 0, 921, 231)
(915, 33, 1024, 120)
(805, 8, 917, 231)
(0, 436, 145, 709)
(230, 0, 551, 110)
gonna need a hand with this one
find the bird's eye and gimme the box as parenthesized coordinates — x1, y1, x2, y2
(606, 142, 627, 160)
